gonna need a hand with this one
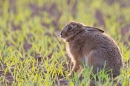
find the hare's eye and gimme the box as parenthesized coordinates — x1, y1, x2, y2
(67, 26, 72, 31)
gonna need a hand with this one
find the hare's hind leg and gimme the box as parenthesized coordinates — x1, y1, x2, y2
(87, 50, 106, 74)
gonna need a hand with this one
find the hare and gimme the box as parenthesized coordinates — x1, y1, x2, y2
(61, 21, 123, 77)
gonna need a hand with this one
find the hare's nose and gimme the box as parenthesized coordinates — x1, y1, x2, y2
(61, 32, 65, 38)
(61, 32, 63, 37)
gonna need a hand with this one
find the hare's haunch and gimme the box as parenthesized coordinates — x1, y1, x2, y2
(61, 21, 123, 77)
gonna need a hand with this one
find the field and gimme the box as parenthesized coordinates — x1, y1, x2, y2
(0, 0, 130, 86)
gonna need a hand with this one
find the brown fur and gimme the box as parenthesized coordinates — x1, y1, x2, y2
(61, 21, 123, 77)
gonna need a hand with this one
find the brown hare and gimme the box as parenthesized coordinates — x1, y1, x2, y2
(61, 21, 123, 77)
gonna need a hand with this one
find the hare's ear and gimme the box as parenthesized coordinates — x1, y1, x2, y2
(84, 26, 104, 33)
(92, 28, 104, 33)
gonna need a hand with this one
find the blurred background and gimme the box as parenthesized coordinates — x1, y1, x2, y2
(0, 0, 130, 37)
(0, 0, 130, 45)
(0, 0, 130, 85)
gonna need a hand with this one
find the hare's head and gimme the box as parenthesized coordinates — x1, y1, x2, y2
(61, 22, 84, 41)
(61, 21, 104, 42)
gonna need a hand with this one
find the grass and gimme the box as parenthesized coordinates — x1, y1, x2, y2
(0, 0, 130, 86)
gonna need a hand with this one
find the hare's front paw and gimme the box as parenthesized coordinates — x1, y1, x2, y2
(68, 73, 73, 78)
